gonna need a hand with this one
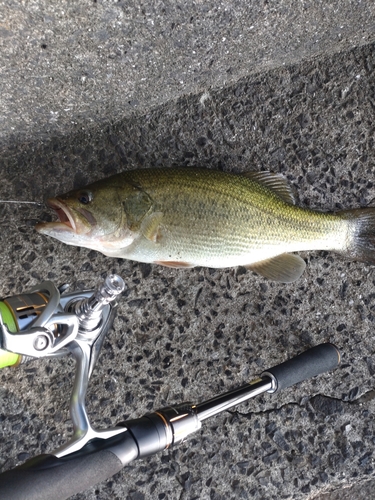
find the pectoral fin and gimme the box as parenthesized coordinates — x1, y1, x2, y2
(122, 186, 154, 231)
(140, 211, 164, 243)
(246, 254, 306, 283)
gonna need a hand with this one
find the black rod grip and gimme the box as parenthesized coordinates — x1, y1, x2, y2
(0, 431, 139, 500)
(261, 343, 340, 392)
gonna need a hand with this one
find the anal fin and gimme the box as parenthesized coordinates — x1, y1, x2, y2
(154, 261, 195, 269)
(246, 253, 306, 283)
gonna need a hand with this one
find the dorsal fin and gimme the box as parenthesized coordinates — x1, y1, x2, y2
(242, 171, 295, 205)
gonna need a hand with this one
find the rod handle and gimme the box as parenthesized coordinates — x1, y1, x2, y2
(261, 343, 341, 392)
(0, 431, 139, 500)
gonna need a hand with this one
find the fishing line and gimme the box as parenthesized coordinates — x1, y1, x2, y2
(0, 201, 43, 206)
(0, 201, 45, 230)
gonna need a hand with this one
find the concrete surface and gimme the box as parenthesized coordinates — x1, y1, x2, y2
(1, 1, 375, 149)
(1, 2, 375, 500)
(313, 478, 375, 500)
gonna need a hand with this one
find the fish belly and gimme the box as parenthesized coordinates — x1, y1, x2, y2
(117, 206, 349, 268)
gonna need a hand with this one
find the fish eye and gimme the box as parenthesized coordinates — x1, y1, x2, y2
(78, 191, 93, 205)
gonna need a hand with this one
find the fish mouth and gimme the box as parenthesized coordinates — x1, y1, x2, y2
(35, 198, 77, 234)
(46, 198, 77, 232)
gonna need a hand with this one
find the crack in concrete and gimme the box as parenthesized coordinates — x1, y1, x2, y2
(228, 387, 375, 418)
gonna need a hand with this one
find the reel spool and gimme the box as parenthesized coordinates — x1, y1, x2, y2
(0, 291, 50, 368)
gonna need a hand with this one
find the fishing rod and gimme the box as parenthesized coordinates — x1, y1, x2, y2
(0, 275, 341, 500)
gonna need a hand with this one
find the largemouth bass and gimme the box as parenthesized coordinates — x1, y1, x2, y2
(36, 168, 375, 282)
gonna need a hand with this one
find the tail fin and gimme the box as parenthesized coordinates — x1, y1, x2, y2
(339, 208, 375, 263)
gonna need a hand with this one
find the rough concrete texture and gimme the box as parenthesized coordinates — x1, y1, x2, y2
(1, 2, 375, 500)
(1, 1, 375, 148)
